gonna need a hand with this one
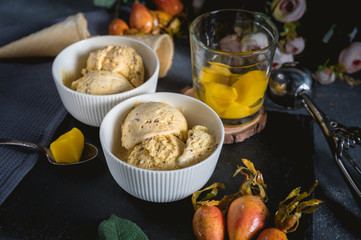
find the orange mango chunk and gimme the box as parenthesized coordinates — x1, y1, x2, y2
(220, 98, 265, 119)
(200, 62, 233, 85)
(50, 127, 84, 163)
(220, 102, 251, 119)
(204, 82, 238, 114)
(232, 70, 268, 107)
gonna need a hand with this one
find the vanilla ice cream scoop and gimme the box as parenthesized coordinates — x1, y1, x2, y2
(177, 125, 217, 168)
(127, 134, 185, 170)
(121, 102, 188, 149)
(71, 70, 134, 95)
(82, 45, 145, 87)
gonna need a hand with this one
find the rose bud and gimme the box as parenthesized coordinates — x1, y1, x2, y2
(241, 32, 269, 52)
(272, 48, 294, 70)
(272, 0, 306, 23)
(338, 42, 361, 73)
(314, 67, 336, 84)
(285, 36, 305, 55)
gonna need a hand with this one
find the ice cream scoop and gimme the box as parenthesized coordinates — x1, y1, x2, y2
(82, 45, 144, 87)
(121, 102, 188, 149)
(268, 64, 361, 204)
(128, 134, 185, 170)
(0, 139, 98, 165)
(71, 70, 134, 95)
(177, 125, 217, 168)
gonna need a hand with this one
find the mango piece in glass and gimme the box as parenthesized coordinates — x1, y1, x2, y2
(221, 97, 265, 119)
(232, 70, 268, 107)
(204, 82, 238, 114)
(220, 101, 251, 119)
(50, 127, 84, 163)
(199, 62, 233, 85)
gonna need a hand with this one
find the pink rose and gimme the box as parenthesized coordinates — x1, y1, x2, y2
(272, 48, 294, 70)
(272, 0, 306, 23)
(241, 32, 269, 52)
(314, 67, 336, 85)
(285, 37, 305, 55)
(338, 42, 361, 73)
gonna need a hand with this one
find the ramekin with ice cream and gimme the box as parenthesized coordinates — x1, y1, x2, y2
(100, 92, 225, 202)
(52, 36, 159, 127)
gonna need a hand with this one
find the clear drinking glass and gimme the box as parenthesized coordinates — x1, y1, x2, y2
(190, 9, 279, 126)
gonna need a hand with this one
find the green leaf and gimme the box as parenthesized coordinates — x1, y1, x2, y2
(98, 214, 148, 240)
(93, 0, 117, 8)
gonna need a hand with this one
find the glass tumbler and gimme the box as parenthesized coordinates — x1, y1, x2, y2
(190, 9, 279, 126)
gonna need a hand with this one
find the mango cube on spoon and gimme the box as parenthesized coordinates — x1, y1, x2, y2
(50, 127, 84, 163)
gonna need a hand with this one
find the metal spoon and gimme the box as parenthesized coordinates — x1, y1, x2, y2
(0, 139, 98, 165)
(268, 63, 361, 202)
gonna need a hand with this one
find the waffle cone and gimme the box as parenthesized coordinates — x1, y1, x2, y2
(0, 13, 90, 58)
(126, 34, 174, 78)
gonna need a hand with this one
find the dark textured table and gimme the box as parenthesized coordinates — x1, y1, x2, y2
(0, 1, 361, 239)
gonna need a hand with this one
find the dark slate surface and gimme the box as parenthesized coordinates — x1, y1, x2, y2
(0, 1, 361, 239)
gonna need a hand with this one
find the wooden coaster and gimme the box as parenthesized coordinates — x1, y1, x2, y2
(181, 86, 267, 144)
(223, 109, 267, 144)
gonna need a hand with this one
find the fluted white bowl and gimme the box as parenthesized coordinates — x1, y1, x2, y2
(99, 92, 225, 202)
(52, 36, 159, 127)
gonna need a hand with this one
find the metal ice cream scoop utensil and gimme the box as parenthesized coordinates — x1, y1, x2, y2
(268, 64, 361, 200)
(0, 139, 98, 165)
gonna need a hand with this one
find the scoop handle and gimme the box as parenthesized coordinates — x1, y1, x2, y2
(298, 92, 361, 202)
(299, 92, 333, 138)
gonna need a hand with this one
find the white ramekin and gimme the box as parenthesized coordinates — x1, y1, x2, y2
(100, 92, 225, 202)
(52, 36, 159, 127)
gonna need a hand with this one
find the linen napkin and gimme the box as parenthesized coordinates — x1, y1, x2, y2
(0, 57, 67, 205)
(0, 10, 111, 206)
